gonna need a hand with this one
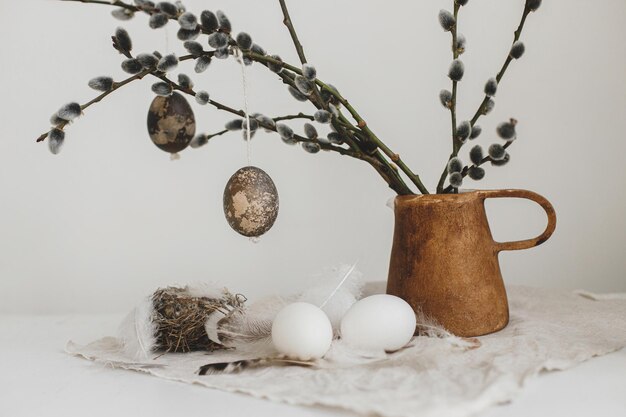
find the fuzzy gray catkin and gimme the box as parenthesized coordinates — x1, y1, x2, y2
(177, 73, 193, 89)
(216, 10, 231, 33)
(491, 153, 510, 166)
(48, 128, 65, 154)
(200, 10, 218, 31)
(510, 41, 525, 59)
(468, 166, 485, 180)
(195, 91, 209, 105)
(137, 53, 159, 69)
(195, 56, 211, 73)
(255, 115, 275, 131)
(527, 0, 542, 12)
(225, 119, 243, 131)
(190, 134, 208, 148)
(184, 41, 203, 56)
(276, 123, 294, 140)
(121, 59, 142, 74)
(251, 43, 266, 56)
(449, 172, 463, 188)
(482, 98, 495, 115)
(157, 54, 178, 72)
(88, 76, 113, 92)
(151, 82, 172, 96)
(302, 64, 317, 81)
(295, 76, 313, 95)
(447, 157, 463, 174)
(178, 12, 197, 30)
(488, 144, 507, 160)
(439, 90, 453, 108)
(149, 13, 169, 29)
(448, 59, 464, 82)
(157, 2, 178, 17)
(236, 32, 253, 50)
(470, 145, 484, 165)
(177, 27, 200, 41)
(214, 48, 229, 60)
(328, 132, 343, 144)
(456, 0, 469, 6)
(456, 121, 471, 142)
(267, 55, 284, 73)
(288, 86, 308, 102)
(455, 33, 466, 54)
(304, 123, 318, 139)
(484, 78, 498, 96)
(57, 102, 81, 121)
(302, 142, 321, 154)
(497, 120, 517, 140)
(314, 110, 332, 124)
(112, 8, 134, 21)
(470, 125, 482, 139)
(208, 32, 228, 49)
(115, 27, 133, 53)
(438, 9, 456, 31)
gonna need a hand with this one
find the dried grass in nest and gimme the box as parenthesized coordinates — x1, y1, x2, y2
(151, 286, 245, 353)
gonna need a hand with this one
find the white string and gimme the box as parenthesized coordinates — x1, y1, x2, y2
(164, 27, 169, 53)
(237, 50, 252, 166)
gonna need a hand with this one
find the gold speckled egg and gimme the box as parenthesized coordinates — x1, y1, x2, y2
(223, 166, 279, 237)
(147, 92, 196, 153)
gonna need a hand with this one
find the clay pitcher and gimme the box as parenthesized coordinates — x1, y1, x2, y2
(386, 189, 556, 337)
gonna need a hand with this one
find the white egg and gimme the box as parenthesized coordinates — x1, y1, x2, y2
(340, 294, 416, 351)
(271, 302, 333, 360)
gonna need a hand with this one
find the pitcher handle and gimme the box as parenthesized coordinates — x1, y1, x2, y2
(477, 189, 557, 252)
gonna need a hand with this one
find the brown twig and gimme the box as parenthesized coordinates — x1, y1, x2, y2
(436, 2, 461, 194)
(470, 7, 530, 126)
(277, 0, 308, 65)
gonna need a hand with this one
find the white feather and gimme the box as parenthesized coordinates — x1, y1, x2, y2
(298, 263, 363, 331)
(118, 296, 157, 361)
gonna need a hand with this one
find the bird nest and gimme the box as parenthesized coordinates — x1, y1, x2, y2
(151, 286, 245, 353)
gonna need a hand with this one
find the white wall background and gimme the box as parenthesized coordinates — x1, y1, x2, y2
(1, 0, 625, 314)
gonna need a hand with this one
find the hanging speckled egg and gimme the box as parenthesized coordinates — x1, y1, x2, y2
(147, 92, 196, 154)
(223, 166, 279, 237)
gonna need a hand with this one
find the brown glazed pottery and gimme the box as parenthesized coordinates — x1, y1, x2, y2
(386, 189, 557, 337)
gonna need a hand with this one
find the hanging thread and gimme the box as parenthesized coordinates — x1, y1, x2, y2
(237, 50, 252, 166)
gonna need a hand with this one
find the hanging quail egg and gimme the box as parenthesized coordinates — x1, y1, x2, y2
(147, 92, 196, 154)
(223, 166, 279, 237)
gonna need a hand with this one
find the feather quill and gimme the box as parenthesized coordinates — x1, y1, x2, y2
(198, 356, 315, 375)
(299, 263, 363, 330)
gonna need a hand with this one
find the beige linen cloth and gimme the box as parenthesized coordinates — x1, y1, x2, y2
(67, 285, 626, 417)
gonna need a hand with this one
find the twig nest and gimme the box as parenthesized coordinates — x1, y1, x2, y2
(340, 294, 416, 352)
(223, 166, 279, 237)
(147, 92, 196, 153)
(271, 302, 333, 360)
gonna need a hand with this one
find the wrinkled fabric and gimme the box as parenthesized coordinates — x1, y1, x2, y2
(67, 286, 626, 417)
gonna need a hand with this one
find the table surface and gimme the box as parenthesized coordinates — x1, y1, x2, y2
(1, 314, 625, 417)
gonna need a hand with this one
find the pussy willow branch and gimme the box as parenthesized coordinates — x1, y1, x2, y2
(437, 2, 532, 193)
(470, 6, 530, 126)
(243, 52, 429, 194)
(54, 0, 426, 194)
(442, 141, 513, 193)
(436, 2, 461, 194)
(36, 69, 151, 142)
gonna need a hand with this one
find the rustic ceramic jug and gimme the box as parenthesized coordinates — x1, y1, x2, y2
(386, 189, 556, 337)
